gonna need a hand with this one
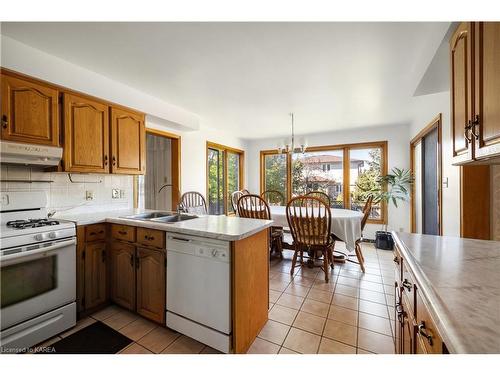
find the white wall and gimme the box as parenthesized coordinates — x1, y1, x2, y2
(147, 121, 248, 197)
(246, 123, 411, 239)
(408, 91, 460, 237)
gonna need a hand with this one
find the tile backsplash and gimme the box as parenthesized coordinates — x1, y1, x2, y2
(0, 164, 133, 214)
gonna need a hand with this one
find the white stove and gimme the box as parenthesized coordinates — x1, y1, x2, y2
(0, 191, 77, 353)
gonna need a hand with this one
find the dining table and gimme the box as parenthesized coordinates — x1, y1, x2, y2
(268, 206, 364, 252)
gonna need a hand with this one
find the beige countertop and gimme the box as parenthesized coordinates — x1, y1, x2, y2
(393, 231, 500, 354)
(55, 209, 273, 241)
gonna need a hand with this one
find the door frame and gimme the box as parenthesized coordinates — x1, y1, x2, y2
(410, 114, 443, 235)
(133, 128, 181, 209)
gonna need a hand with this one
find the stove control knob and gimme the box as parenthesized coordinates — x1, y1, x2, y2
(34, 234, 44, 241)
(48, 232, 57, 239)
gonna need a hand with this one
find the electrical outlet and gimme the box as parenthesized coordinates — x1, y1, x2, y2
(112, 188, 120, 199)
(120, 189, 126, 198)
(85, 190, 95, 201)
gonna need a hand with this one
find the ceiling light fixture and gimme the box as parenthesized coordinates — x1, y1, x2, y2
(278, 113, 307, 155)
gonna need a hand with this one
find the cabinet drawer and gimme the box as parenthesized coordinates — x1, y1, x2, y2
(137, 227, 165, 249)
(111, 224, 136, 242)
(401, 262, 416, 318)
(416, 291, 443, 354)
(85, 224, 107, 242)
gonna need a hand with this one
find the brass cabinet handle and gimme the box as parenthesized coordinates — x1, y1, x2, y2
(396, 303, 405, 323)
(402, 279, 413, 292)
(130, 253, 134, 267)
(118, 230, 127, 235)
(418, 321, 433, 346)
(471, 114, 480, 140)
(101, 249, 106, 263)
(104, 155, 108, 166)
(144, 235, 155, 241)
(464, 121, 473, 142)
(393, 256, 400, 265)
(1, 115, 7, 129)
(112, 156, 117, 166)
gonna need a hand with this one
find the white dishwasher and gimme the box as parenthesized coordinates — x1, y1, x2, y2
(166, 233, 232, 353)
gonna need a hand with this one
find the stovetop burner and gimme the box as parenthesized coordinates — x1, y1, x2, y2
(6, 218, 60, 229)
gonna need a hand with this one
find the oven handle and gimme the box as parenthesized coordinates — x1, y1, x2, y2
(0, 238, 76, 263)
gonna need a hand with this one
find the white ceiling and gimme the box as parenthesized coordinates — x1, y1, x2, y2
(1, 22, 449, 139)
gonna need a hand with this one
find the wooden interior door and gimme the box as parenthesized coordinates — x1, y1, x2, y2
(474, 22, 500, 159)
(450, 22, 474, 164)
(84, 241, 108, 309)
(63, 93, 109, 172)
(1, 73, 59, 146)
(111, 107, 145, 175)
(136, 247, 165, 324)
(110, 242, 136, 310)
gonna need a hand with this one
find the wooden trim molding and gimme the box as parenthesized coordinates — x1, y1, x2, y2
(410, 114, 443, 235)
(259, 140, 388, 224)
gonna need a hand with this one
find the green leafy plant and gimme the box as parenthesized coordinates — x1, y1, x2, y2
(360, 167, 414, 232)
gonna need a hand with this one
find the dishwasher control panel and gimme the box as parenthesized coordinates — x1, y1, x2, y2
(166, 233, 231, 263)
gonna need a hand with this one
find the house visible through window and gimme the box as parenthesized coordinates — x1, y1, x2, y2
(260, 141, 387, 223)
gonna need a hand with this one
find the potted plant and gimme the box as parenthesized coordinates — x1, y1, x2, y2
(362, 167, 413, 250)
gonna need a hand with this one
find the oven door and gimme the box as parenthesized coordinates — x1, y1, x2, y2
(0, 238, 76, 330)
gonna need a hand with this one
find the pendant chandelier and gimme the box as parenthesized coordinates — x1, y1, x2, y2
(278, 113, 307, 155)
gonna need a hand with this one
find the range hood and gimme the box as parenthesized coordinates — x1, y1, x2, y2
(0, 140, 62, 167)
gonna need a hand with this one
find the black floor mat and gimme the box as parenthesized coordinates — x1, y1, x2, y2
(47, 321, 132, 354)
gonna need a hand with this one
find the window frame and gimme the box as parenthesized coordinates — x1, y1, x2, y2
(260, 141, 388, 224)
(206, 141, 245, 215)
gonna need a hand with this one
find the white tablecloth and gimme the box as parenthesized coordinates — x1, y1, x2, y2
(269, 206, 363, 252)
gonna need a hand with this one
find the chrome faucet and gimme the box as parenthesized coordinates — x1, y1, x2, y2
(157, 184, 185, 215)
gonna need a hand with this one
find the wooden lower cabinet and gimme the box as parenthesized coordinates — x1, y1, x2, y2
(394, 243, 445, 354)
(110, 241, 136, 311)
(136, 247, 166, 324)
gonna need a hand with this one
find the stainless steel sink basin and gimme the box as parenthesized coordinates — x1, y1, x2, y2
(150, 214, 198, 223)
(123, 211, 173, 220)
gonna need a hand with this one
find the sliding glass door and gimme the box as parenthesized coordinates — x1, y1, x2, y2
(207, 142, 244, 215)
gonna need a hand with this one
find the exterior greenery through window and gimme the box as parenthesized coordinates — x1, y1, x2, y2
(260, 141, 387, 223)
(207, 142, 244, 215)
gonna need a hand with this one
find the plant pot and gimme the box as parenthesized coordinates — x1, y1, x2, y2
(375, 231, 394, 250)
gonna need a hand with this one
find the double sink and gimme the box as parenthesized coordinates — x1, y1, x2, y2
(123, 211, 198, 223)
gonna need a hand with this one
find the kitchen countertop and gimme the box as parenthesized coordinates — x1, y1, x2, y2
(393, 231, 500, 354)
(55, 209, 273, 241)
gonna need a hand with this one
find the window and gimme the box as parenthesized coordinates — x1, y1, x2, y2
(207, 142, 244, 215)
(261, 152, 288, 200)
(260, 141, 387, 224)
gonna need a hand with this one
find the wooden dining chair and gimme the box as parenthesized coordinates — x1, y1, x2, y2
(241, 189, 251, 195)
(180, 191, 208, 215)
(306, 191, 331, 207)
(332, 196, 373, 272)
(286, 196, 334, 282)
(237, 194, 283, 259)
(261, 190, 285, 206)
(231, 191, 245, 212)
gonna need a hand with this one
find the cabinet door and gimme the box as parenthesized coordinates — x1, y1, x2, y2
(450, 22, 474, 164)
(1, 73, 59, 146)
(394, 283, 403, 354)
(136, 247, 165, 324)
(63, 93, 109, 173)
(110, 242, 136, 310)
(76, 227, 86, 313)
(474, 22, 500, 159)
(84, 241, 108, 310)
(110, 107, 145, 175)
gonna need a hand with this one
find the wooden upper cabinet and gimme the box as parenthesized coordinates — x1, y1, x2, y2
(136, 247, 165, 324)
(110, 107, 145, 175)
(450, 22, 474, 164)
(474, 22, 500, 159)
(0, 73, 59, 146)
(63, 93, 110, 173)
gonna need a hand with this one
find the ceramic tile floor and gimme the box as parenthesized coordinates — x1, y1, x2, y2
(35, 242, 395, 355)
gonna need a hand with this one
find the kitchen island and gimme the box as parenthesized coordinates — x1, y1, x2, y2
(56, 210, 273, 354)
(393, 231, 500, 354)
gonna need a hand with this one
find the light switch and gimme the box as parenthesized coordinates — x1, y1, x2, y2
(112, 188, 120, 199)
